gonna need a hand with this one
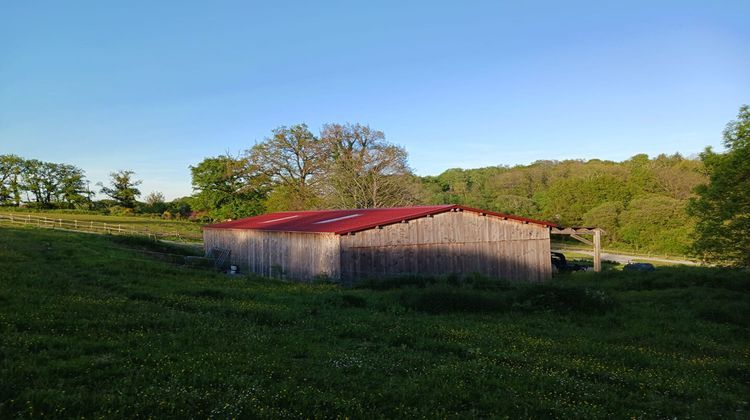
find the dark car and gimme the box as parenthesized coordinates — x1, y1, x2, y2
(551, 252, 586, 273)
(623, 262, 656, 272)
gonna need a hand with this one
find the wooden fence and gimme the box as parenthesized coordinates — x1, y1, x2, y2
(0, 213, 202, 243)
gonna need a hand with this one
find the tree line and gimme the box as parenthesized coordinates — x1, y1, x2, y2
(0, 157, 178, 216)
(0, 156, 89, 208)
(3, 106, 748, 265)
(188, 122, 702, 256)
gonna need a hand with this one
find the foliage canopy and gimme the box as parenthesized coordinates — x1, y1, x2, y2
(689, 105, 750, 266)
(98, 170, 142, 209)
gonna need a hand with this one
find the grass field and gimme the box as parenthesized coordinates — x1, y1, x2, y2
(1, 226, 748, 418)
(0, 208, 202, 241)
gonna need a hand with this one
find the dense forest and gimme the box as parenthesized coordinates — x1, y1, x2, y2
(421, 155, 704, 255)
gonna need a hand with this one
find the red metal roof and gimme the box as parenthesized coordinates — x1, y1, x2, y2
(204, 205, 556, 235)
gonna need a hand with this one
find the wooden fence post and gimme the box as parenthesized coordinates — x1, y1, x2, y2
(593, 229, 602, 273)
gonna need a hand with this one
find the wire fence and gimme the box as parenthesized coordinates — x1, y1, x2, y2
(0, 213, 202, 243)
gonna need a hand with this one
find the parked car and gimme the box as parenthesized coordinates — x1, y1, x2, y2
(551, 252, 586, 273)
(623, 262, 656, 272)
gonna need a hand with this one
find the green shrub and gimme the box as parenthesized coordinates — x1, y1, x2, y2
(108, 206, 135, 216)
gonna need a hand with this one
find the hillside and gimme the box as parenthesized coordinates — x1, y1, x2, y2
(421, 154, 705, 255)
(1, 226, 747, 417)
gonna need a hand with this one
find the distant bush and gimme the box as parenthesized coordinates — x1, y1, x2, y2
(108, 206, 135, 216)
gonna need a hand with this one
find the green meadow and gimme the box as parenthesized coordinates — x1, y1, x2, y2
(0, 208, 202, 242)
(0, 226, 748, 418)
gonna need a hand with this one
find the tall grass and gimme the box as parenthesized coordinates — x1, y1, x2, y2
(0, 226, 748, 418)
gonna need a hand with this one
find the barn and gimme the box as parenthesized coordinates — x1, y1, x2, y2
(202, 205, 555, 282)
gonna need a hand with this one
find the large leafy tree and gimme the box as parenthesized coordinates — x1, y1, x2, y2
(689, 105, 750, 266)
(21, 160, 67, 208)
(98, 170, 142, 209)
(190, 154, 269, 220)
(321, 123, 418, 208)
(0, 154, 24, 206)
(7, 157, 87, 208)
(249, 124, 328, 211)
(56, 164, 88, 208)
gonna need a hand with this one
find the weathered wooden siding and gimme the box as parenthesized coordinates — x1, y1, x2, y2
(339, 210, 551, 282)
(203, 229, 340, 280)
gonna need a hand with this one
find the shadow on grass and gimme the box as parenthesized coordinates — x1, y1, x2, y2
(356, 273, 616, 315)
(562, 265, 750, 293)
(357, 266, 749, 317)
(399, 284, 616, 315)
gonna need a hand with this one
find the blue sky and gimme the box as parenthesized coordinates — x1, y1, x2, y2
(1, 1, 749, 200)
